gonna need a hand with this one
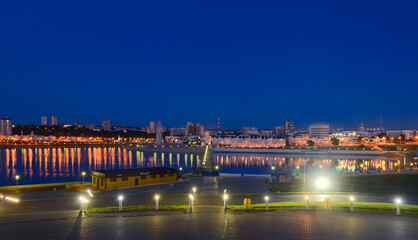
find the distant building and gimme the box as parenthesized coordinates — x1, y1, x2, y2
(155, 120, 163, 144)
(186, 122, 205, 136)
(283, 120, 295, 134)
(84, 124, 96, 131)
(102, 119, 112, 131)
(357, 122, 367, 131)
(51, 116, 58, 126)
(169, 128, 187, 136)
(148, 121, 156, 134)
(0, 118, 12, 136)
(275, 126, 282, 134)
(242, 127, 258, 135)
(41, 116, 48, 126)
(309, 124, 330, 139)
(212, 135, 285, 148)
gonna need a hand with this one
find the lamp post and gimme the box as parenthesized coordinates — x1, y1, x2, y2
(349, 196, 354, 212)
(118, 195, 124, 211)
(265, 196, 269, 211)
(79, 196, 89, 212)
(189, 194, 194, 210)
(82, 172, 86, 183)
(179, 167, 183, 176)
(15, 175, 20, 189)
(223, 195, 228, 210)
(305, 195, 310, 210)
(155, 195, 160, 210)
(396, 198, 401, 215)
(192, 187, 197, 196)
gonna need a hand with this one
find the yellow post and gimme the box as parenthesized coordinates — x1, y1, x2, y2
(243, 198, 251, 210)
(323, 198, 331, 209)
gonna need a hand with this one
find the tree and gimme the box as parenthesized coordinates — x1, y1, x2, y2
(306, 140, 315, 146)
(331, 137, 340, 146)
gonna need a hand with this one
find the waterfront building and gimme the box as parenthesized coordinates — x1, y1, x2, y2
(309, 124, 330, 139)
(0, 118, 12, 136)
(91, 167, 178, 190)
(242, 127, 258, 135)
(102, 118, 112, 131)
(275, 126, 282, 134)
(148, 121, 156, 133)
(212, 135, 285, 148)
(186, 122, 205, 136)
(357, 122, 367, 131)
(155, 120, 163, 144)
(51, 116, 58, 126)
(283, 120, 295, 134)
(169, 128, 187, 136)
(41, 116, 48, 126)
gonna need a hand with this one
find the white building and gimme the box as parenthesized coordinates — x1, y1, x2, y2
(0, 118, 12, 136)
(148, 121, 156, 133)
(51, 116, 58, 126)
(309, 124, 330, 139)
(102, 119, 112, 131)
(41, 116, 48, 126)
(212, 135, 285, 148)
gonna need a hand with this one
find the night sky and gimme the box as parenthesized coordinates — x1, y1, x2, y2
(1, 1, 417, 130)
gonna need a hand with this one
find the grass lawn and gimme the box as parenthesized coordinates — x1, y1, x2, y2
(271, 174, 418, 196)
(86, 204, 189, 212)
(229, 201, 418, 215)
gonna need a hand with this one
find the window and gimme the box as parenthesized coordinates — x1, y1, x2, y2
(122, 177, 128, 181)
(110, 178, 117, 182)
(151, 174, 156, 179)
(169, 173, 174, 177)
(141, 175, 146, 179)
(160, 174, 165, 178)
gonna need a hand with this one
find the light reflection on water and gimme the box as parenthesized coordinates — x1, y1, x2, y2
(0, 147, 416, 186)
(0, 147, 201, 186)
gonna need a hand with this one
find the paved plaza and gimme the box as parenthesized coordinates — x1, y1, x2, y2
(0, 207, 417, 239)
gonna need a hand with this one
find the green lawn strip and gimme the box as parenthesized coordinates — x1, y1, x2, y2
(231, 192, 373, 196)
(86, 204, 189, 212)
(93, 193, 188, 198)
(229, 201, 418, 215)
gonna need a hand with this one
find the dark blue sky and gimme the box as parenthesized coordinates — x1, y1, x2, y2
(1, 1, 418, 130)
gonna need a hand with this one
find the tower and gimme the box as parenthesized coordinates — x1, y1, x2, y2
(155, 120, 163, 145)
(217, 116, 220, 130)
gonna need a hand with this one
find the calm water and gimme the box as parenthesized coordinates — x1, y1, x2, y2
(0, 147, 416, 186)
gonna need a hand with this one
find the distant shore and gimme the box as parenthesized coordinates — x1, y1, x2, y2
(0, 142, 123, 149)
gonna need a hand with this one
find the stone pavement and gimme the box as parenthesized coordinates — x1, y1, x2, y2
(0, 207, 417, 239)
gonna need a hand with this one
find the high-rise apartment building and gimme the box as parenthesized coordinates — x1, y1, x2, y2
(0, 118, 12, 136)
(41, 116, 48, 126)
(309, 124, 330, 139)
(149, 121, 156, 134)
(283, 120, 295, 134)
(102, 118, 112, 131)
(51, 116, 58, 126)
(186, 122, 205, 136)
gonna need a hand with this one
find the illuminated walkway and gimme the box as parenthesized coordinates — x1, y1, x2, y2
(0, 209, 417, 239)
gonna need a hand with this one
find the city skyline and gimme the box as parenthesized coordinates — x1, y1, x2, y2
(1, 1, 418, 129)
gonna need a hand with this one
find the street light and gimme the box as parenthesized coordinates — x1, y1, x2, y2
(79, 196, 89, 212)
(192, 187, 197, 196)
(82, 172, 86, 183)
(118, 195, 124, 211)
(87, 189, 94, 198)
(15, 175, 20, 189)
(179, 167, 183, 176)
(155, 195, 160, 210)
(395, 198, 402, 215)
(189, 194, 194, 210)
(223, 195, 228, 210)
(349, 196, 355, 212)
(265, 196, 269, 211)
(305, 195, 310, 210)
(215, 166, 219, 170)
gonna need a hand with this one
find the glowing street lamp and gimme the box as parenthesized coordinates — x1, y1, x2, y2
(189, 194, 194, 210)
(179, 167, 183, 176)
(316, 177, 329, 190)
(395, 198, 402, 215)
(305, 195, 310, 210)
(87, 189, 94, 198)
(82, 172, 86, 183)
(79, 196, 89, 212)
(118, 195, 124, 211)
(155, 195, 160, 210)
(223, 195, 228, 210)
(271, 166, 275, 171)
(349, 196, 355, 212)
(265, 196, 269, 211)
(192, 187, 197, 196)
(215, 166, 219, 170)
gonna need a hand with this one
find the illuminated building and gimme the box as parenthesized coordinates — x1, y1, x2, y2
(309, 124, 330, 139)
(169, 128, 187, 136)
(91, 167, 178, 190)
(212, 135, 285, 148)
(102, 118, 112, 131)
(283, 120, 295, 134)
(41, 116, 48, 126)
(51, 116, 58, 126)
(0, 118, 12, 136)
(148, 121, 156, 133)
(186, 122, 205, 136)
(357, 122, 367, 131)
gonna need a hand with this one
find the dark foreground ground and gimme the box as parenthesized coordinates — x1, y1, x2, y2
(0, 207, 417, 240)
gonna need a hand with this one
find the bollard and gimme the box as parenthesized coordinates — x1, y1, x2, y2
(118, 195, 124, 211)
(396, 198, 401, 215)
(189, 194, 194, 210)
(305, 196, 309, 210)
(224, 195, 228, 210)
(155, 195, 160, 210)
(265, 196, 269, 211)
(349, 197, 354, 212)
(243, 198, 251, 211)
